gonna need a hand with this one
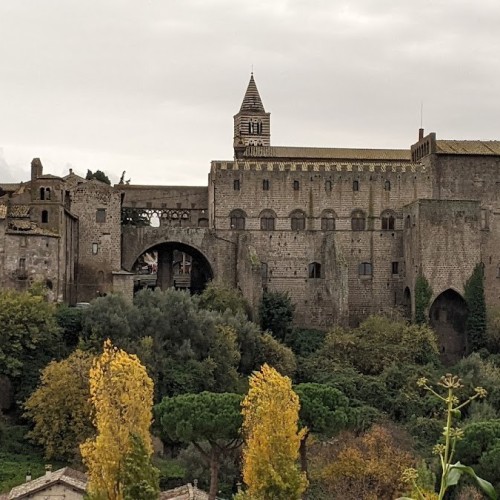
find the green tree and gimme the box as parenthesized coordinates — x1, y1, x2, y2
(465, 264, 487, 352)
(86, 169, 111, 185)
(24, 350, 94, 461)
(121, 434, 160, 500)
(199, 281, 249, 316)
(238, 364, 307, 500)
(81, 340, 158, 500)
(294, 383, 351, 475)
(156, 392, 243, 500)
(0, 289, 62, 402)
(304, 315, 439, 377)
(415, 274, 433, 325)
(259, 290, 294, 342)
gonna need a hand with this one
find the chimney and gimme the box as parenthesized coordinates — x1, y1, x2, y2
(26, 470, 32, 482)
(45, 464, 52, 478)
(418, 128, 424, 141)
(69, 168, 73, 175)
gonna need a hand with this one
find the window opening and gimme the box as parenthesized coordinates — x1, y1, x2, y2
(291, 211, 305, 230)
(358, 262, 372, 276)
(233, 179, 240, 191)
(41, 210, 49, 223)
(293, 180, 300, 191)
(381, 213, 395, 230)
(260, 216, 275, 231)
(351, 210, 366, 231)
(263, 179, 270, 191)
(353, 180, 359, 191)
(384, 180, 391, 191)
(308, 262, 321, 279)
(392, 261, 399, 275)
(230, 211, 245, 230)
(96, 209, 106, 223)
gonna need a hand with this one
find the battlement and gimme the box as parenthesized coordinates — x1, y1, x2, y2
(211, 160, 424, 174)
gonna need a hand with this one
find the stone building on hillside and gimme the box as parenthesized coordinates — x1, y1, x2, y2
(2, 74, 500, 362)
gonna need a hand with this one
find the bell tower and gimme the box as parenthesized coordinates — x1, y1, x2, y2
(233, 73, 270, 158)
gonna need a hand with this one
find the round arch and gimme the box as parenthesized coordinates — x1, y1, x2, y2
(429, 289, 467, 365)
(131, 240, 214, 295)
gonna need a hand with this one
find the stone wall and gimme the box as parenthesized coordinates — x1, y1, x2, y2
(209, 160, 432, 326)
(71, 180, 122, 302)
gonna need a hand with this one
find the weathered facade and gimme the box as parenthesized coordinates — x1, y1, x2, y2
(2, 74, 500, 360)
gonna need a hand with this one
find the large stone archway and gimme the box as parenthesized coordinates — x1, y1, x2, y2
(429, 289, 467, 365)
(132, 241, 213, 294)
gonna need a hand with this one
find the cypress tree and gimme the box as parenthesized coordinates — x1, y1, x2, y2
(464, 263, 487, 351)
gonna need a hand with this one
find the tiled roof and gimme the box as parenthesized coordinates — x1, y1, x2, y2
(243, 145, 411, 161)
(0, 183, 21, 191)
(8, 205, 30, 218)
(8, 467, 87, 499)
(240, 74, 265, 113)
(38, 174, 63, 180)
(435, 140, 500, 155)
(159, 484, 209, 500)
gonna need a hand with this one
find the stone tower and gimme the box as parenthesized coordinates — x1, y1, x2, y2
(233, 73, 271, 158)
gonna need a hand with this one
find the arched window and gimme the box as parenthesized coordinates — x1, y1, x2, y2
(353, 180, 359, 192)
(40, 187, 45, 200)
(308, 262, 321, 279)
(45, 187, 51, 200)
(260, 209, 276, 231)
(230, 209, 246, 230)
(384, 180, 391, 191)
(325, 180, 332, 192)
(263, 179, 270, 191)
(381, 210, 396, 230)
(405, 215, 411, 228)
(290, 210, 306, 230)
(351, 209, 366, 231)
(358, 262, 372, 276)
(41, 210, 48, 223)
(293, 180, 300, 191)
(321, 210, 336, 231)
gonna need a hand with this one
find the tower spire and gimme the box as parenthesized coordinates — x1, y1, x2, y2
(240, 73, 265, 113)
(233, 73, 271, 158)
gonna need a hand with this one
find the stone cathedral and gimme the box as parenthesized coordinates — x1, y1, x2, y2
(2, 74, 500, 361)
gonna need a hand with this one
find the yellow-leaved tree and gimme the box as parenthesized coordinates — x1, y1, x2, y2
(238, 363, 308, 500)
(80, 339, 158, 500)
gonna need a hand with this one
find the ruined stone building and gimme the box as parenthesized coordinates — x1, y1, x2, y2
(2, 74, 500, 361)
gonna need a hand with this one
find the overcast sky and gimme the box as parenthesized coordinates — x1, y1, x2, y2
(1, 0, 500, 185)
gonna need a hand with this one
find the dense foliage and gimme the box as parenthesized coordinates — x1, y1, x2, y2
(3, 283, 500, 498)
(81, 340, 158, 500)
(238, 364, 307, 500)
(415, 274, 433, 325)
(465, 263, 487, 351)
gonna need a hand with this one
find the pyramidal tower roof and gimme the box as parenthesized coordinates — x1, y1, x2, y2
(240, 73, 265, 113)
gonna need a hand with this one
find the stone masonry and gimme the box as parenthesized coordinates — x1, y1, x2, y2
(2, 74, 500, 360)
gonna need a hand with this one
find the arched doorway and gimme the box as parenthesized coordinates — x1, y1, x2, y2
(132, 242, 213, 294)
(429, 289, 467, 365)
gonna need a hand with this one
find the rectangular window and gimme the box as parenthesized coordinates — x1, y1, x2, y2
(19, 258, 26, 271)
(293, 180, 300, 191)
(92, 243, 99, 255)
(96, 209, 106, 223)
(263, 179, 270, 191)
(233, 179, 240, 191)
(392, 261, 399, 275)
